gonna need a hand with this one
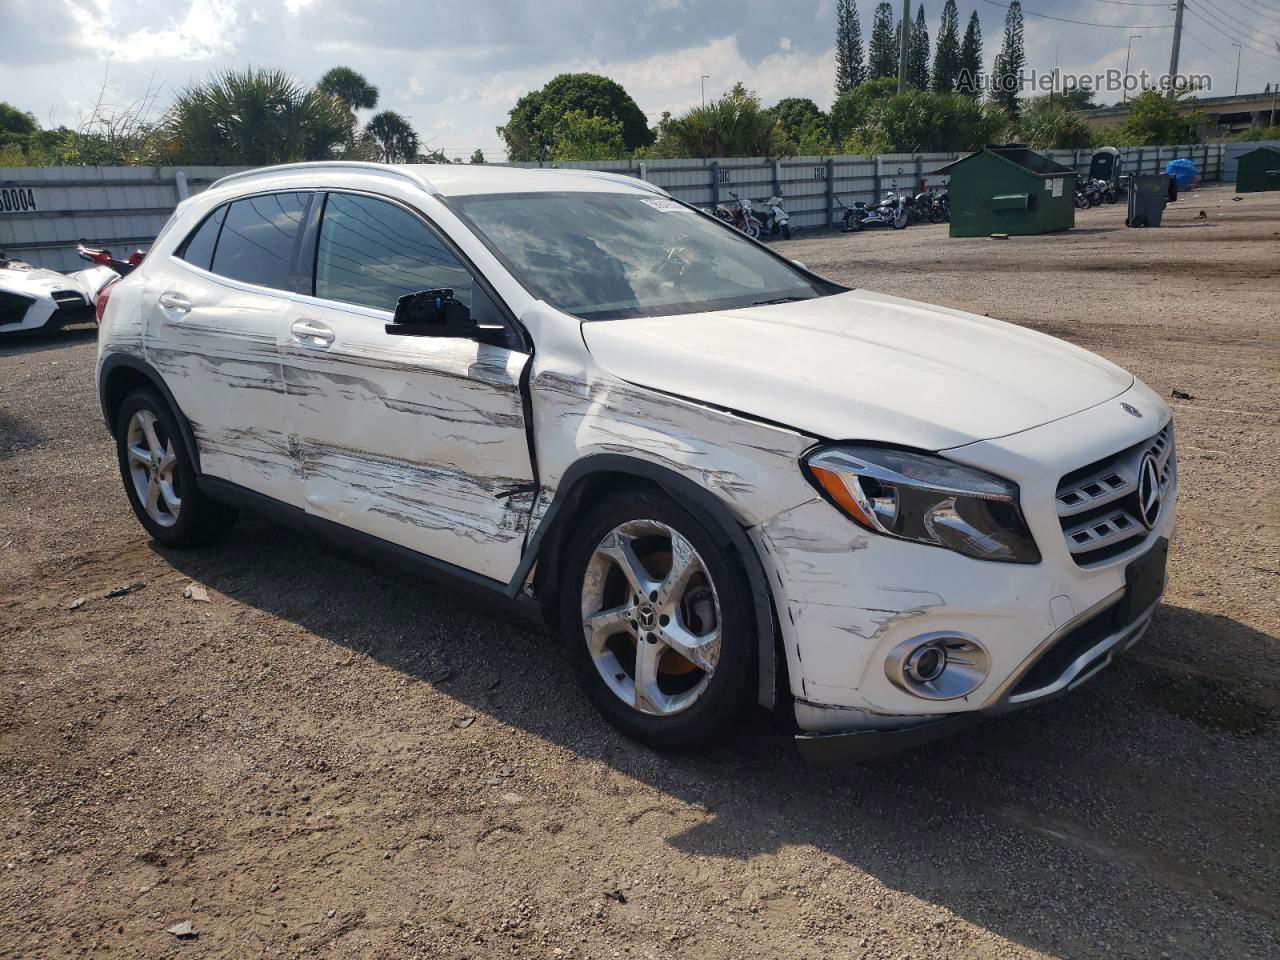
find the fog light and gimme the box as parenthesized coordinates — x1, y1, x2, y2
(886, 632, 990, 700)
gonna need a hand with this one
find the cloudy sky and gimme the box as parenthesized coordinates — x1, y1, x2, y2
(2, 0, 1277, 159)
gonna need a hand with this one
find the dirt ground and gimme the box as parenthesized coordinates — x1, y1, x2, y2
(2, 184, 1277, 959)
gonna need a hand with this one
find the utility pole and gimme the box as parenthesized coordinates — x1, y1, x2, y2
(1167, 0, 1185, 99)
(898, 0, 911, 94)
(701, 75, 710, 106)
(1231, 44, 1241, 96)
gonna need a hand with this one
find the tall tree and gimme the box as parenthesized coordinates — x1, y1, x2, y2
(498, 73, 653, 162)
(317, 67, 379, 113)
(957, 11, 983, 97)
(932, 0, 962, 93)
(867, 3, 898, 80)
(908, 6, 931, 90)
(991, 0, 1026, 118)
(834, 0, 866, 96)
(364, 110, 420, 163)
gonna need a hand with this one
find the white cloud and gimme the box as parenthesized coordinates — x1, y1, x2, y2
(66, 0, 242, 63)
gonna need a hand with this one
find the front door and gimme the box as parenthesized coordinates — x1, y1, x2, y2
(280, 191, 534, 583)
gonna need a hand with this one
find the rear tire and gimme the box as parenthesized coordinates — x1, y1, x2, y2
(560, 489, 756, 750)
(115, 388, 236, 547)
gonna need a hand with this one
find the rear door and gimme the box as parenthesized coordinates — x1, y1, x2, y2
(280, 191, 535, 582)
(145, 192, 313, 506)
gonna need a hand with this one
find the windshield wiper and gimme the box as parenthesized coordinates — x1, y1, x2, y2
(751, 295, 814, 306)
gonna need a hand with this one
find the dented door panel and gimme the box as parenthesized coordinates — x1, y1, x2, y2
(143, 261, 301, 506)
(281, 302, 534, 582)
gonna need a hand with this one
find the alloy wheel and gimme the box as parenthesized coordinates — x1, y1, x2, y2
(580, 519, 722, 716)
(125, 409, 182, 528)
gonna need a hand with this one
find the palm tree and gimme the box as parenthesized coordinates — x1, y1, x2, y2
(160, 68, 351, 165)
(317, 67, 379, 113)
(364, 110, 420, 163)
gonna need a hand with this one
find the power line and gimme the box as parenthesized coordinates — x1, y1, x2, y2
(1084, 0, 1171, 7)
(1185, 3, 1280, 58)
(979, 0, 1173, 28)
(1195, 0, 1280, 41)
(1181, 27, 1275, 84)
(1226, 0, 1280, 23)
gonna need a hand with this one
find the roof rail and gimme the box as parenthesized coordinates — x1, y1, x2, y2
(539, 168, 669, 197)
(209, 162, 437, 194)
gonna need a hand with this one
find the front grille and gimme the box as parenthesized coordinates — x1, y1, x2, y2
(1056, 422, 1175, 566)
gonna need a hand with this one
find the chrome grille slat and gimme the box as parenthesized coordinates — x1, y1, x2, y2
(1056, 423, 1175, 566)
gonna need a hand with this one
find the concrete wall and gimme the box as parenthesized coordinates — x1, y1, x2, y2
(0, 144, 1228, 271)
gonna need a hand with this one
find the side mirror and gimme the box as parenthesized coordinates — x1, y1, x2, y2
(385, 288, 476, 337)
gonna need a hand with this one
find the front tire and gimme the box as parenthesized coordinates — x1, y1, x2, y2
(560, 489, 756, 750)
(115, 388, 236, 546)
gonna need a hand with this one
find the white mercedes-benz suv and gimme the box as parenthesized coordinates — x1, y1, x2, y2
(95, 162, 1176, 762)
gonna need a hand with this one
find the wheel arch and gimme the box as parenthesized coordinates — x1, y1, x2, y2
(514, 454, 787, 711)
(99, 353, 202, 474)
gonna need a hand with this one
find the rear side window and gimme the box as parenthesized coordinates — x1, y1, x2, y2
(178, 205, 226, 271)
(313, 192, 472, 312)
(210, 193, 310, 291)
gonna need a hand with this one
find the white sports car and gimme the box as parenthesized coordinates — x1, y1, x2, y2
(0, 251, 119, 334)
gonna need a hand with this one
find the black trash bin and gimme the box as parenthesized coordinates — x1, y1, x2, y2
(1126, 173, 1170, 227)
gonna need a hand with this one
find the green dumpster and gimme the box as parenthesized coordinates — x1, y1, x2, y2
(935, 144, 1076, 238)
(1236, 146, 1280, 194)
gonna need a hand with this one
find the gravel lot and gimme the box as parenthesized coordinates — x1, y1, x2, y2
(2, 184, 1277, 959)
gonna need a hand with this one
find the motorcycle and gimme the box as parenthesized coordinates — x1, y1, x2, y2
(914, 187, 950, 224)
(0, 243, 137, 335)
(837, 191, 909, 232)
(713, 192, 763, 239)
(756, 196, 792, 240)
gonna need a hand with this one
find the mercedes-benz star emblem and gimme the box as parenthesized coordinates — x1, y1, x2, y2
(1136, 453, 1161, 528)
(1121, 402, 1142, 418)
(637, 605, 657, 630)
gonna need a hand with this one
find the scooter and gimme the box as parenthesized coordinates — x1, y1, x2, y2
(757, 196, 791, 239)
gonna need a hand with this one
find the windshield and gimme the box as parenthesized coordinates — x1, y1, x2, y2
(448, 191, 838, 321)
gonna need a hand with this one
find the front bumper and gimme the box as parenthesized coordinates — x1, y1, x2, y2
(795, 550, 1163, 765)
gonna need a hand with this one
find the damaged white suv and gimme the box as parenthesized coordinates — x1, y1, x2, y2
(96, 163, 1176, 762)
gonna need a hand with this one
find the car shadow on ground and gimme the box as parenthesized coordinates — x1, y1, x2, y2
(155, 516, 1280, 956)
(0, 325, 97, 356)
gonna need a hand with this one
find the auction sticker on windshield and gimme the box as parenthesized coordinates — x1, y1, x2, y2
(640, 197, 687, 213)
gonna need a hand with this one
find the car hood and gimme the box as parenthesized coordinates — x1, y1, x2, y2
(580, 289, 1134, 450)
(0, 263, 84, 301)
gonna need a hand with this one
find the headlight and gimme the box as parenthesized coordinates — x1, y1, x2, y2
(803, 445, 1041, 564)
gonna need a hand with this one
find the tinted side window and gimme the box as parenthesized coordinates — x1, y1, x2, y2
(314, 193, 472, 312)
(211, 193, 309, 290)
(178, 205, 226, 271)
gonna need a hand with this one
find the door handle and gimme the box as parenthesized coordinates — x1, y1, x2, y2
(291, 318, 335, 348)
(158, 291, 191, 313)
